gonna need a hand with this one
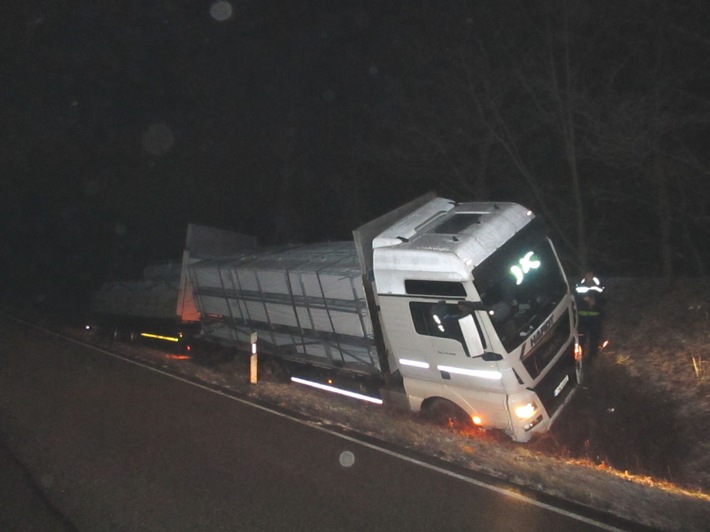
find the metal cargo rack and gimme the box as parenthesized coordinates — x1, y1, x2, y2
(189, 242, 380, 375)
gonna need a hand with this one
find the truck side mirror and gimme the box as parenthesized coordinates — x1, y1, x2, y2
(458, 314, 485, 358)
(431, 300, 485, 321)
(457, 301, 487, 312)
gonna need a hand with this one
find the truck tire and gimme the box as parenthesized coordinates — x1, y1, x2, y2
(259, 356, 290, 383)
(423, 399, 471, 430)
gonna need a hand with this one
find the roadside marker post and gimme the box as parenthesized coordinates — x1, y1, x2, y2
(250, 332, 258, 384)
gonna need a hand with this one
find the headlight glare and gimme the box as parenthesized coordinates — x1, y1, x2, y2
(514, 401, 538, 420)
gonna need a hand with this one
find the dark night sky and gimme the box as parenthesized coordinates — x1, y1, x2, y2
(3, 2, 421, 305)
(5, 2, 416, 234)
(3, 1, 710, 310)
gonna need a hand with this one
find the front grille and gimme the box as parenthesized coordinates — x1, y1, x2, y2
(533, 342, 578, 417)
(523, 311, 571, 379)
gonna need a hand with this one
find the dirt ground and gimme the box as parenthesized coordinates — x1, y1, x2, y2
(532, 359, 688, 480)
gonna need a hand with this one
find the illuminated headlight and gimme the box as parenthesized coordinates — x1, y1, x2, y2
(514, 401, 538, 420)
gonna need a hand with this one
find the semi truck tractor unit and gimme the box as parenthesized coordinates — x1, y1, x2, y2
(90, 194, 581, 442)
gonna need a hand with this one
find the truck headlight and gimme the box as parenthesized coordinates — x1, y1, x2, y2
(514, 401, 538, 420)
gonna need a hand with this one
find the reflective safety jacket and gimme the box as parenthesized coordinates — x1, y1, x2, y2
(575, 276, 605, 317)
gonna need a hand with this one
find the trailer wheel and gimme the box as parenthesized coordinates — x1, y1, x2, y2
(111, 327, 121, 342)
(259, 357, 289, 383)
(423, 399, 471, 430)
(128, 330, 139, 343)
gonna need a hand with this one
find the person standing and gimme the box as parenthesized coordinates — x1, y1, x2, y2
(575, 272, 605, 359)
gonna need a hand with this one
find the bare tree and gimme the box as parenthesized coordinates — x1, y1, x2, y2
(582, 1, 710, 277)
(361, 0, 710, 275)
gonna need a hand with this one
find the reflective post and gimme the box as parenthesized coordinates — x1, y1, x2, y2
(250, 332, 258, 384)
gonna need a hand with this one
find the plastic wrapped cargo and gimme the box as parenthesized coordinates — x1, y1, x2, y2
(189, 242, 380, 375)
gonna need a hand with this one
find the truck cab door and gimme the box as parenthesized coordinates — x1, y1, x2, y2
(424, 305, 504, 394)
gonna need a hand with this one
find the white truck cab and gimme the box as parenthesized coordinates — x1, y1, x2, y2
(368, 198, 579, 442)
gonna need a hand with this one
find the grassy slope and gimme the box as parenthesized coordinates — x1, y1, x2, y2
(599, 278, 710, 488)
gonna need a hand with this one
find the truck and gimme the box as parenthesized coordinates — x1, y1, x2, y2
(90, 193, 581, 442)
(88, 224, 256, 350)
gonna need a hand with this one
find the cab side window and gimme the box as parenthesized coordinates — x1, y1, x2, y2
(410, 302, 487, 357)
(410, 301, 463, 341)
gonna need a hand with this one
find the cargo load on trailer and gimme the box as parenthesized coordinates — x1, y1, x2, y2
(89, 224, 256, 348)
(190, 242, 378, 373)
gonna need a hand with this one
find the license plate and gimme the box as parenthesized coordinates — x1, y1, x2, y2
(554, 374, 570, 397)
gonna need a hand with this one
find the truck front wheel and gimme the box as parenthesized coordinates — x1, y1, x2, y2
(423, 399, 471, 430)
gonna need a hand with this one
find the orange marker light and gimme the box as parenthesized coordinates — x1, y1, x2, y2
(574, 343, 583, 361)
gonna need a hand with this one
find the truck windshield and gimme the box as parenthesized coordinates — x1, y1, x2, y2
(472, 218, 567, 352)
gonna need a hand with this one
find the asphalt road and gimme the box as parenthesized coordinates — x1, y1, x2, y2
(0, 318, 616, 531)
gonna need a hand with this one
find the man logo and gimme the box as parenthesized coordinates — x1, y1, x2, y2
(530, 316, 553, 348)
